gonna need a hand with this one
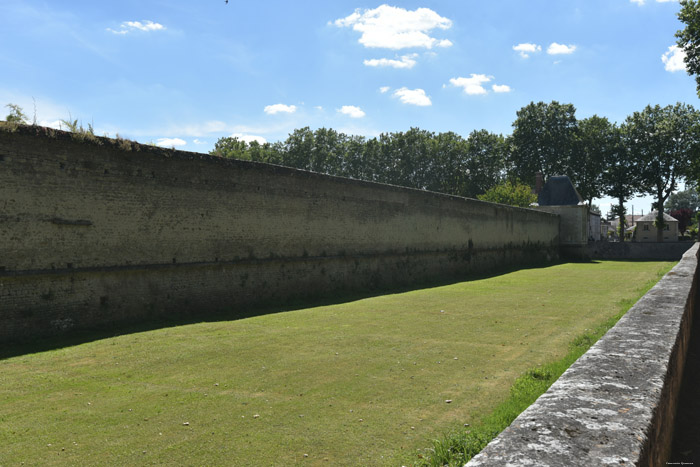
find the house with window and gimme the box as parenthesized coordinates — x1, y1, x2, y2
(609, 214, 644, 240)
(633, 211, 679, 242)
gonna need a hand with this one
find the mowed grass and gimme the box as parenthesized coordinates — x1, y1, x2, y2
(0, 261, 674, 466)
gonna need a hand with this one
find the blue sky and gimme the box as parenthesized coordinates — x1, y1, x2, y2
(0, 0, 695, 214)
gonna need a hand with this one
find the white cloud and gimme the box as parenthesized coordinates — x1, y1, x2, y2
(513, 43, 542, 58)
(39, 119, 63, 130)
(193, 139, 208, 145)
(231, 133, 267, 144)
(264, 104, 297, 115)
(492, 84, 512, 93)
(107, 20, 165, 35)
(156, 137, 186, 147)
(364, 53, 418, 69)
(450, 74, 492, 95)
(338, 105, 366, 118)
(392, 87, 432, 106)
(379, 86, 391, 93)
(662, 45, 687, 72)
(631, 0, 679, 4)
(334, 5, 453, 50)
(547, 43, 577, 55)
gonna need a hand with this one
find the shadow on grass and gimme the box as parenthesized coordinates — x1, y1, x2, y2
(1, 260, 573, 360)
(0, 258, 668, 361)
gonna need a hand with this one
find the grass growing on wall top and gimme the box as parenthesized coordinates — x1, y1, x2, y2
(0, 261, 674, 466)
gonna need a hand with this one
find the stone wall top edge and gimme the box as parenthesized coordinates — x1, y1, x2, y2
(0, 125, 557, 218)
(467, 242, 699, 466)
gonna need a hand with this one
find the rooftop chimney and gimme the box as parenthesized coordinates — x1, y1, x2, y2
(535, 172, 544, 194)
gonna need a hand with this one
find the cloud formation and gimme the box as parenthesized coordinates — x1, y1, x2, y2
(392, 87, 432, 106)
(449, 74, 491, 95)
(631, 0, 678, 4)
(334, 5, 453, 50)
(338, 105, 366, 118)
(264, 104, 297, 115)
(156, 137, 186, 147)
(107, 20, 165, 35)
(364, 54, 418, 69)
(231, 133, 267, 144)
(513, 43, 542, 58)
(547, 43, 577, 55)
(662, 45, 687, 72)
(449, 75, 511, 95)
(379, 86, 391, 93)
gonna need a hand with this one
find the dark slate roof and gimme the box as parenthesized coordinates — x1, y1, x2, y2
(636, 211, 678, 222)
(537, 176, 583, 206)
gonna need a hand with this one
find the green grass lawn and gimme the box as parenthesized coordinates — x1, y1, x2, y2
(0, 261, 674, 466)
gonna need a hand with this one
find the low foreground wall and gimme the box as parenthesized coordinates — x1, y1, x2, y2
(0, 126, 559, 343)
(468, 243, 699, 466)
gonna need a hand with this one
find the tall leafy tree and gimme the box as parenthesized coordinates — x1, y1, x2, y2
(247, 141, 283, 165)
(602, 124, 637, 243)
(282, 127, 316, 170)
(670, 208, 694, 233)
(625, 103, 700, 241)
(665, 187, 700, 211)
(509, 101, 578, 185)
(676, 0, 700, 97)
(308, 127, 347, 175)
(463, 130, 507, 198)
(430, 131, 469, 195)
(339, 135, 368, 180)
(573, 115, 613, 207)
(210, 136, 249, 160)
(477, 180, 536, 208)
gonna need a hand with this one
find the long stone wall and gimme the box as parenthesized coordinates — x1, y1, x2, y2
(467, 243, 699, 466)
(588, 241, 694, 261)
(0, 127, 559, 342)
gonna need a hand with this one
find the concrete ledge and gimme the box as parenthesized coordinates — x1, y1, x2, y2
(467, 243, 699, 466)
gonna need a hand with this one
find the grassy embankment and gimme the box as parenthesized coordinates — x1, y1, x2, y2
(0, 260, 674, 466)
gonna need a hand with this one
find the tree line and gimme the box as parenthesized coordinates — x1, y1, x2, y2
(212, 101, 700, 242)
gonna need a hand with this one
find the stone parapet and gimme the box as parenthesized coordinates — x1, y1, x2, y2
(467, 243, 699, 466)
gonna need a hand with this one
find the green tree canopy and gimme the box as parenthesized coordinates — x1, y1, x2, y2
(477, 180, 536, 208)
(462, 130, 507, 198)
(573, 115, 614, 206)
(509, 101, 577, 185)
(601, 124, 636, 242)
(210, 126, 508, 199)
(665, 187, 700, 211)
(625, 103, 700, 241)
(677, 0, 700, 97)
(210, 136, 249, 160)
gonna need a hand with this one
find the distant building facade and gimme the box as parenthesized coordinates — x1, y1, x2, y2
(633, 211, 679, 242)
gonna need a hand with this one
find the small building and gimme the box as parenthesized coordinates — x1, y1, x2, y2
(534, 175, 588, 258)
(633, 211, 679, 242)
(610, 214, 643, 240)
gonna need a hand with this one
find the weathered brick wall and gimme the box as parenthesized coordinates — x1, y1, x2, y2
(0, 127, 560, 342)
